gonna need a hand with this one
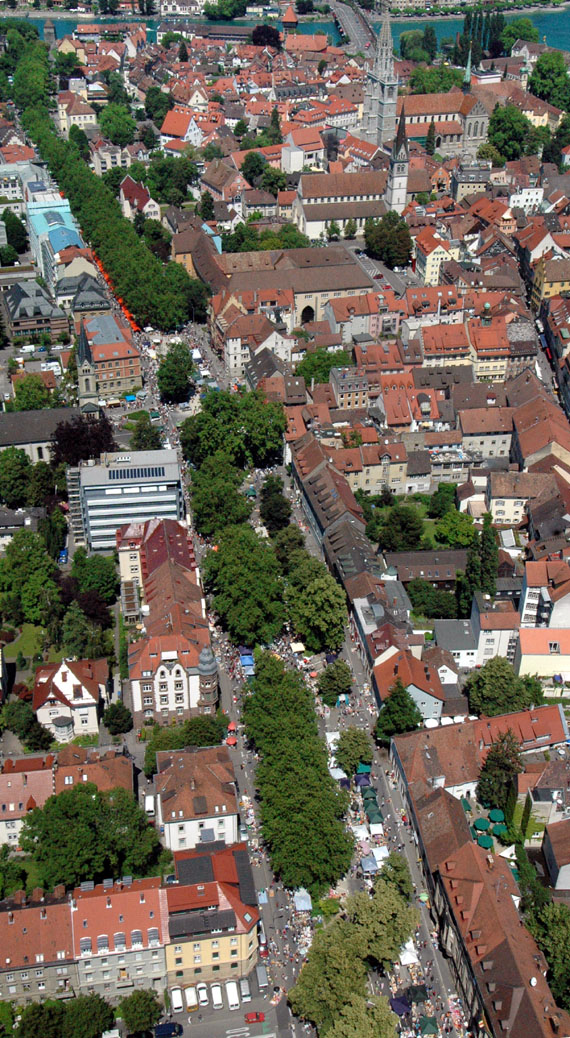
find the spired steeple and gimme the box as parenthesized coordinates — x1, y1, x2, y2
(463, 45, 472, 94)
(385, 103, 409, 215)
(362, 0, 398, 146)
(76, 319, 97, 404)
(77, 319, 93, 367)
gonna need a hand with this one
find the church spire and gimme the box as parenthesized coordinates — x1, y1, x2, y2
(373, 0, 394, 80)
(393, 102, 408, 161)
(462, 45, 472, 93)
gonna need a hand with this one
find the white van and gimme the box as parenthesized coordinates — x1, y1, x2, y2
(170, 987, 184, 1014)
(225, 980, 240, 1011)
(196, 982, 209, 1007)
(239, 977, 251, 1003)
(185, 986, 198, 1012)
(144, 794, 155, 818)
(20, 344, 35, 354)
(211, 983, 223, 1009)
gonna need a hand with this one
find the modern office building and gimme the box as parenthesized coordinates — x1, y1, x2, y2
(67, 450, 185, 552)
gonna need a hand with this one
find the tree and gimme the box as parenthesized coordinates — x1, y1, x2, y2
(400, 29, 428, 61)
(407, 578, 457, 619)
(409, 65, 463, 94)
(273, 523, 305, 572)
(334, 727, 373, 776)
(427, 482, 455, 518)
(2, 208, 27, 252)
(488, 104, 534, 162)
(130, 411, 162, 451)
(364, 212, 412, 268)
(529, 50, 570, 110)
(199, 189, 215, 221)
(501, 16, 538, 55)
(51, 414, 117, 467)
(327, 219, 341, 241)
(103, 701, 133, 735)
(286, 554, 347, 652)
(466, 657, 543, 717)
(241, 150, 267, 185)
(382, 851, 414, 902)
(371, 504, 424, 552)
(0, 446, 31, 508)
(426, 119, 435, 156)
(423, 24, 437, 61)
(0, 528, 59, 625)
(180, 389, 285, 469)
(63, 995, 115, 1038)
(1, 699, 52, 752)
(456, 536, 482, 617)
(157, 340, 195, 402)
(191, 452, 252, 536)
(61, 601, 108, 659)
(434, 508, 476, 547)
(529, 901, 570, 1011)
(375, 678, 422, 746)
(145, 86, 174, 127)
(99, 103, 137, 147)
(251, 23, 281, 49)
(178, 39, 188, 61)
(119, 989, 162, 1036)
(0, 244, 17, 266)
(268, 104, 282, 143)
(318, 659, 353, 707)
(344, 878, 418, 970)
(477, 729, 523, 810)
(13, 373, 50, 411)
(204, 525, 285, 645)
(15, 1002, 66, 1038)
(296, 347, 355, 385)
(20, 784, 161, 889)
(344, 218, 357, 239)
(72, 549, 119, 604)
(477, 142, 506, 168)
(259, 475, 292, 533)
(260, 165, 286, 196)
(480, 512, 498, 596)
(69, 123, 90, 161)
(289, 919, 368, 1031)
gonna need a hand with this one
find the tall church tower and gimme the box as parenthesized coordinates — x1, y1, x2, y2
(385, 104, 409, 215)
(362, 1, 398, 146)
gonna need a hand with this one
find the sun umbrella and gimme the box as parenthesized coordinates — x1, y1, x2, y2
(489, 808, 505, 823)
(354, 774, 370, 787)
(492, 824, 507, 837)
(227, 721, 236, 731)
(474, 817, 490, 831)
(418, 892, 430, 903)
(478, 834, 493, 849)
(389, 997, 410, 1017)
(419, 1016, 439, 1036)
(226, 736, 237, 746)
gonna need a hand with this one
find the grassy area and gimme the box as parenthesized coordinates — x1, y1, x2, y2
(123, 408, 149, 431)
(512, 801, 546, 841)
(4, 859, 44, 898)
(3, 624, 44, 660)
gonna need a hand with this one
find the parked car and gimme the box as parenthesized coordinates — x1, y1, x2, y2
(245, 1012, 265, 1023)
(196, 982, 209, 1007)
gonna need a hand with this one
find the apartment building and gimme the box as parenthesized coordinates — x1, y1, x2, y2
(155, 746, 238, 852)
(166, 844, 259, 986)
(519, 560, 570, 628)
(0, 891, 79, 1006)
(0, 758, 54, 848)
(32, 659, 109, 742)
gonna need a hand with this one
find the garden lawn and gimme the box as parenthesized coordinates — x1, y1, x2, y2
(3, 624, 44, 660)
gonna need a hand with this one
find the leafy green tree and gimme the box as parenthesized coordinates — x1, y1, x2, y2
(273, 523, 305, 572)
(234, 118, 248, 139)
(500, 16, 538, 54)
(130, 412, 162, 451)
(344, 218, 357, 239)
(423, 24, 437, 60)
(477, 729, 523, 810)
(69, 124, 90, 161)
(157, 340, 195, 402)
(528, 901, 570, 1011)
(2, 208, 27, 252)
(221, 221, 309, 252)
(327, 219, 341, 241)
(296, 347, 355, 385)
(63, 995, 115, 1038)
(180, 390, 285, 469)
(434, 508, 476, 547)
(103, 701, 133, 735)
(364, 211, 412, 268)
(456, 536, 481, 618)
(480, 512, 498, 596)
(119, 989, 162, 1036)
(286, 553, 347, 652)
(0, 446, 31, 508)
(0, 843, 25, 899)
(466, 657, 543, 717)
(1, 699, 52, 751)
(20, 783, 161, 889)
(241, 150, 267, 185)
(409, 65, 463, 94)
(375, 678, 422, 746)
(327, 994, 397, 1038)
(199, 189, 215, 221)
(477, 142, 506, 168)
(426, 119, 436, 157)
(0, 528, 59, 625)
(488, 103, 534, 161)
(334, 727, 373, 776)
(318, 659, 352, 706)
(344, 878, 418, 970)
(427, 483, 456, 518)
(259, 475, 291, 533)
(15, 1001, 66, 1038)
(0, 244, 17, 266)
(61, 601, 108, 659)
(400, 28, 428, 61)
(191, 452, 251, 536)
(14, 373, 50, 411)
(370, 504, 424, 552)
(99, 103, 136, 147)
(382, 851, 413, 901)
(28, 459, 55, 507)
(72, 549, 119, 604)
(529, 50, 570, 110)
(407, 578, 457, 619)
(260, 165, 286, 196)
(51, 414, 117, 467)
(289, 919, 367, 1031)
(204, 525, 285, 645)
(178, 39, 188, 62)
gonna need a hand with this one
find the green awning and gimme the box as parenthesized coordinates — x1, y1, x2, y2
(362, 787, 377, 800)
(478, 834, 493, 849)
(357, 763, 371, 774)
(461, 797, 472, 813)
(489, 808, 505, 823)
(419, 1017, 439, 1036)
(474, 817, 490, 831)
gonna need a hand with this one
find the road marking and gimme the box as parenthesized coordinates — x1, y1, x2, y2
(226, 1029, 250, 1036)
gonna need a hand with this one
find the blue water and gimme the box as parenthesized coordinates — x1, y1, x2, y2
(27, 13, 339, 43)
(27, 6, 570, 50)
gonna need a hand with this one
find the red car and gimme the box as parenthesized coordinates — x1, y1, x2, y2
(245, 1012, 265, 1023)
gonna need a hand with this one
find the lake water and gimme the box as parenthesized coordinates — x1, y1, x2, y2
(27, 5, 570, 50)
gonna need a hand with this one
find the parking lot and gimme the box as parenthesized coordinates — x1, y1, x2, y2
(161, 977, 280, 1038)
